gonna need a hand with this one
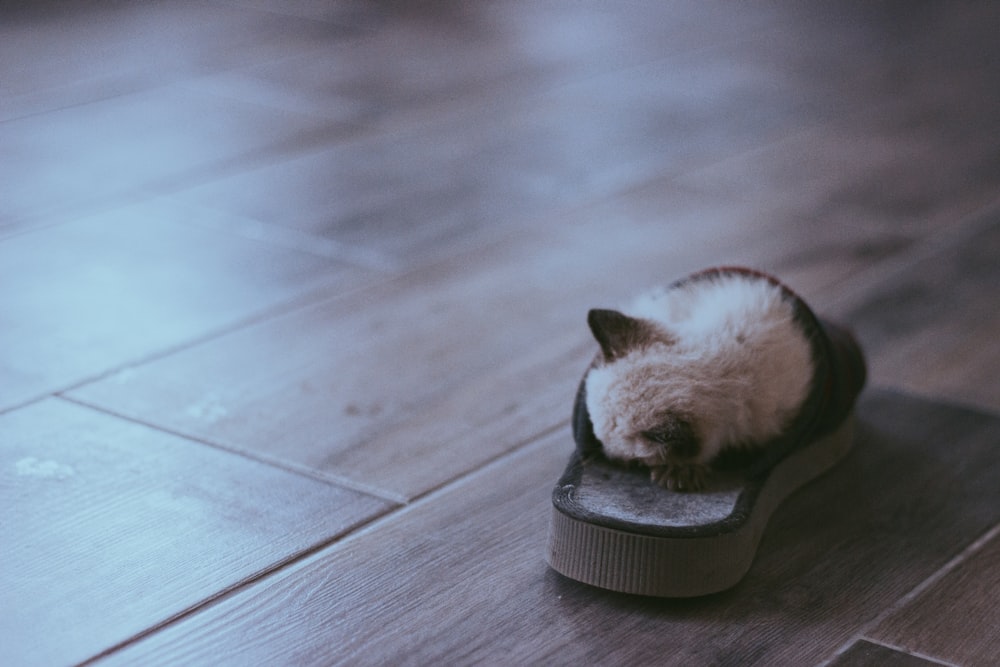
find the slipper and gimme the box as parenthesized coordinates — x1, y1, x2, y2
(546, 267, 866, 597)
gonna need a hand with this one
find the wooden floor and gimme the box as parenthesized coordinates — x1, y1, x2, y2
(3, 2, 999, 665)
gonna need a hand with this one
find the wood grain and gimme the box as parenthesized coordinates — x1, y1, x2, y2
(172, 124, 560, 271)
(0, 199, 373, 412)
(171, 46, 833, 271)
(0, 399, 392, 666)
(827, 641, 942, 667)
(97, 390, 1000, 666)
(0, 0, 358, 122)
(66, 186, 918, 501)
(867, 531, 1000, 667)
(212, 0, 784, 109)
(66, 231, 599, 500)
(3, 1, 1000, 664)
(675, 121, 1000, 241)
(833, 214, 1000, 413)
(164, 2, 896, 273)
(0, 83, 353, 234)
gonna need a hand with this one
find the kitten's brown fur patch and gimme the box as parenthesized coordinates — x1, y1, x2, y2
(587, 309, 673, 362)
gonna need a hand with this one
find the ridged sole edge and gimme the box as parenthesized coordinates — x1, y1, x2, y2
(546, 415, 855, 597)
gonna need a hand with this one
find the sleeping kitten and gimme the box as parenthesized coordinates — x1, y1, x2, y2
(584, 272, 814, 491)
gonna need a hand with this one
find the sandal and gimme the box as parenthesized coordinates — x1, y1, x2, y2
(546, 267, 866, 597)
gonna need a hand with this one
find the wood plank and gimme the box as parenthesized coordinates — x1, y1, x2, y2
(0, 83, 352, 234)
(95, 390, 1000, 666)
(866, 530, 1000, 667)
(67, 232, 595, 501)
(827, 641, 943, 667)
(0, 398, 393, 667)
(176, 11, 562, 126)
(1, 3, 998, 666)
(208, 0, 381, 26)
(172, 126, 557, 271)
(0, 0, 358, 122)
(674, 120, 1000, 241)
(169, 4, 884, 273)
(67, 182, 919, 500)
(831, 213, 1000, 413)
(217, 0, 783, 77)
(171, 42, 830, 271)
(0, 199, 374, 412)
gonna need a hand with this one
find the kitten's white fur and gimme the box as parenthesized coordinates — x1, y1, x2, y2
(585, 274, 814, 470)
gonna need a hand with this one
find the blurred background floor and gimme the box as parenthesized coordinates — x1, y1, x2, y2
(2, 2, 999, 665)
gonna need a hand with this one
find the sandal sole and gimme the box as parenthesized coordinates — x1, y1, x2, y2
(546, 414, 855, 597)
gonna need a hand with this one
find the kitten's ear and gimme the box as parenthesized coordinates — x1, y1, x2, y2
(587, 308, 662, 361)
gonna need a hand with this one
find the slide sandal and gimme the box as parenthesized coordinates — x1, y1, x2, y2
(546, 267, 866, 597)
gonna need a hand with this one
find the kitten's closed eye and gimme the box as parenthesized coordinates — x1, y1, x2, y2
(641, 418, 698, 459)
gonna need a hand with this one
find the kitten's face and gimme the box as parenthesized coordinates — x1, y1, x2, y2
(584, 309, 706, 466)
(585, 355, 703, 467)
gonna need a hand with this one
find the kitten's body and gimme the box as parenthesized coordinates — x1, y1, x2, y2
(584, 273, 814, 491)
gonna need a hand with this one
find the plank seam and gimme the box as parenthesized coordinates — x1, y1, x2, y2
(74, 502, 398, 667)
(817, 521, 1000, 667)
(852, 638, 960, 667)
(55, 393, 407, 505)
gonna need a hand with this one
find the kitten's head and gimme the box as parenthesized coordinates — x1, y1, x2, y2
(583, 308, 705, 467)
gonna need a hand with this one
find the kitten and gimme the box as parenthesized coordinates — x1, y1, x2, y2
(584, 272, 814, 491)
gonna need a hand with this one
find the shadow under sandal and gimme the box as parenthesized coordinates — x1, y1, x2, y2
(546, 267, 867, 598)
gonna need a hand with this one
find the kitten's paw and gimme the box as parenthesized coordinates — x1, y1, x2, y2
(650, 463, 708, 492)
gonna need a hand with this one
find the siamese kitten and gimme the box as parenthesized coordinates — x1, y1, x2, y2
(584, 272, 814, 492)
